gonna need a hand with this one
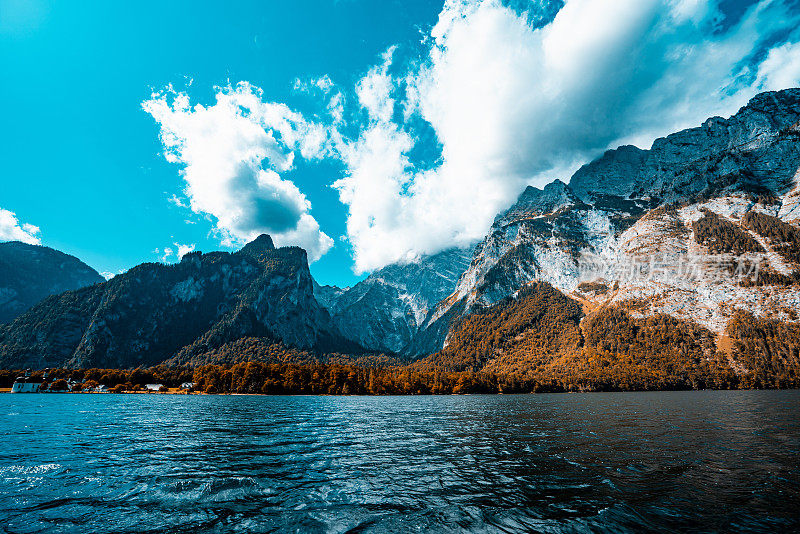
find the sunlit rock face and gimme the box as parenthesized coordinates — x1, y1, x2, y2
(571, 89, 800, 203)
(408, 89, 800, 355)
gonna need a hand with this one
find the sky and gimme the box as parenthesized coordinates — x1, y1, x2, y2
(2, 0, 800, 286)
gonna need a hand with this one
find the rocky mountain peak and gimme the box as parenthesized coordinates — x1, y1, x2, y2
(318, 247, 473, 354)
(569, 145, 647, 202)
(743, 87, 800, 118)
(570, 87, 800, 204)
(236, 236, 311, 279)
(0, 235, 350, 369)
(238, 234, 276, 259)
(497, 179, 582, 226)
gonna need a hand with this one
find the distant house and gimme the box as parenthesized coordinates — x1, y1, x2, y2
(180, 382, 194, 389)
(145, 383, 164, 392)
(11, 370, 42, 393)
(94, 385, 108, 393)
(11, 377, 42, 393)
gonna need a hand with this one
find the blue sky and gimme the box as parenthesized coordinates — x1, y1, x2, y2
(2, 0, 800, 287)
(0, 0, 441, 286)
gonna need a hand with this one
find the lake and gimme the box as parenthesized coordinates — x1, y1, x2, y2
(1, 391, 799, 533)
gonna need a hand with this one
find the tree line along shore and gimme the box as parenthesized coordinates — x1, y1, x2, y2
(2, 358, 797, 396)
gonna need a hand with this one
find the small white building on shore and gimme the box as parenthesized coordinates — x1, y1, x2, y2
(11, 377, 42, 393)
(11, 370, 45, 393)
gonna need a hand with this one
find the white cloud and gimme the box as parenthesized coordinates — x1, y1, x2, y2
(143, 0, 800, 274)
(293, 74, 335, 94)
(176, 242, 195, 258)
(333, 0, 800, 272)
(754, 41, 800, 92)
(167, 194, 187, 208)
(153, 242, 197, 263)
(0, 207, 40, 245)
(143, 83, 334, 262)
(154, 242, 194, 263)
(159, 247, 173, 262)
(356, 47, 397, 124)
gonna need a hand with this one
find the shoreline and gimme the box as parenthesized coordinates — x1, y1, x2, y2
(2, 388, 798, 396)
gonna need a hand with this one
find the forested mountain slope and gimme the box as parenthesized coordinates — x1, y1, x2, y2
(420, 282, 799, 390)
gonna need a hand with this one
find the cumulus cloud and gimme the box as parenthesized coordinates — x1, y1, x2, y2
(154, 246, 173, 262)
(754, 41, 800, 91)
(143, 0, 800, 274)
(154, 242, 196, 263)
(143, 83, 334, 261)
(356, 47, 397, 124)
(333, 0, 800, 272)
(0, 207, 40, 245)
(176, 242, 195, 258)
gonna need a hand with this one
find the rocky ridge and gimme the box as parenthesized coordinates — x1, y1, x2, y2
(316, 248, 472, 353)
(0, 235, 355, 369)
(409, 88, 800, 356)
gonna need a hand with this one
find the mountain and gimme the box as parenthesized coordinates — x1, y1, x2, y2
(569, 90, 800, 203)
(419, 281, 798, 390)
(3, 88, 800, 386)
(316, 248, 472, 353)
(0, 235, 357, 369)
(0, 241, 104, 324)
(410, 88, 800, 362)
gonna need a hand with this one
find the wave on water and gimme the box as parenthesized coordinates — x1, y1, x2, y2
(1, 391, 799, 533)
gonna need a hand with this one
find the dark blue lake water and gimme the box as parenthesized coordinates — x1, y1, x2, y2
(1, 391, 799, 533)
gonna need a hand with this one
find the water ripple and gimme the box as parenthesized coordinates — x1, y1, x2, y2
(0, 391, 799, 532)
